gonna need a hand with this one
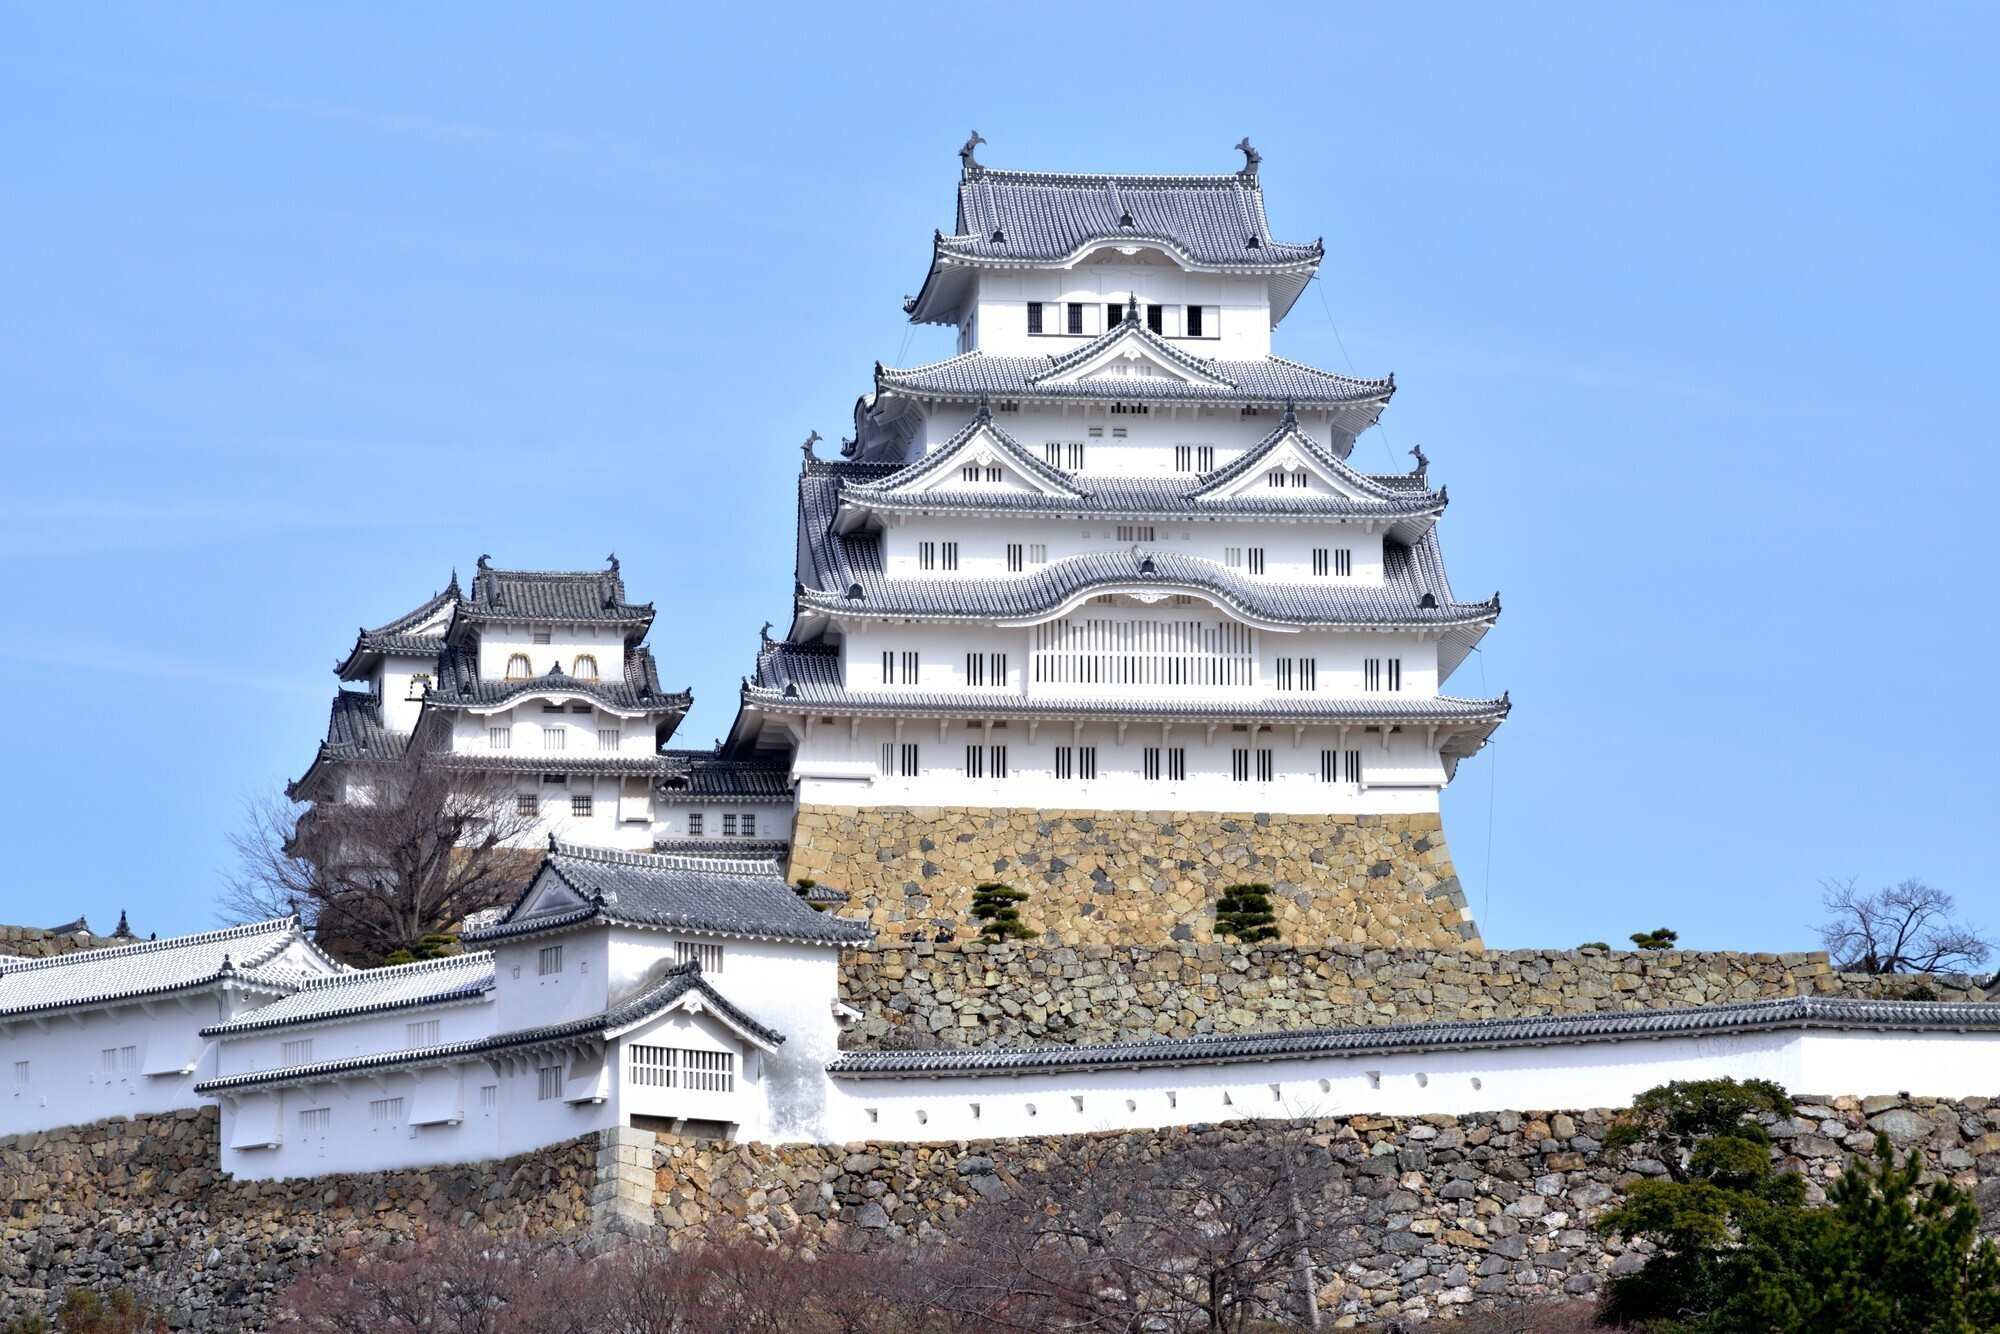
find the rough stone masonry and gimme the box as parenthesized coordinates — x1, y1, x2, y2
(792, 805, 1477, 949)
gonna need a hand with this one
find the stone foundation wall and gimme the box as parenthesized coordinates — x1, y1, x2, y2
(837, 942, 1988, 1048)
(639, 1094, 2000, 1324)
(0, 1109, 597, 1330)
(791, 805, 1477, 948)
(0, 924, 119, 959)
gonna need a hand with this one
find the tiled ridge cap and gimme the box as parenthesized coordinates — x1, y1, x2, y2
(0, 917, 301, 975)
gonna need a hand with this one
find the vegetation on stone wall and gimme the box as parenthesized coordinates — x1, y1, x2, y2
(1214, 883, 1280, 943)
(968, 883, 1034, 941)
(1598, 1077, 2000, 1331)
(1626, 927, 1678, 950)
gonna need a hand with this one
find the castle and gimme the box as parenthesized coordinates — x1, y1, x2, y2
(3, 143, 1995, 1190)
(301, 135, 1502, 950)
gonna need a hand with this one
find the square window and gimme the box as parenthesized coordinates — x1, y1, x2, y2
(687, 812, 704, 836)
(282, 1038, 314, 1065)
(406, 1020, 439, 1048)
(723, 814, 737, 836)
(516, 793, 539, 817)
(571, 793, 592, 817)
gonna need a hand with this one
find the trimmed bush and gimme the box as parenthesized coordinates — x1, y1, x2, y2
(969, 883, 1034, 940)
(1215, 884, 1279, 943)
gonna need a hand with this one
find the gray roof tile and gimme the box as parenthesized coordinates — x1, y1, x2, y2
(464, 841, 871, 947)
(0, 918, 333, 1019)
(204, 953, 494, 1036)
(196, 960, 782, 1094)
(828, 996, 2000, 1078)
(657, 750, 795, 800)
(942, 167, 1319, 268)
(456, 559, 654, 629)
(878, 344, 1389, 408)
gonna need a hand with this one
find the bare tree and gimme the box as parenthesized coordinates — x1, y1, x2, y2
(225, 740, 539, 965)
(1816, 877, 1993, 975)
(941, 1124, 1362, 1332)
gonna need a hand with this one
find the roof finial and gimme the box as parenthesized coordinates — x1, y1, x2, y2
(446, 569, 461, 596)
(1124, 294, 1141, 326)
(1409, 443, 1429, 474)
(975, 394, 992, 424)
(1235, 137, 1261, 177)
(113, 910, 133, 939)
(476, 554, 491, 571)
(959, 130, 987, 176)
(760, 620, 773, 646)
(802, 430, 822, 460)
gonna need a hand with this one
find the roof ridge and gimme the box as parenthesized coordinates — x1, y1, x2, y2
(0, 916, 299, 974)
(968, 168, 1261, 189)
(294, 950, 494, 990)
(1261, 350, 1394, 387)
(549, 840, 779, 876)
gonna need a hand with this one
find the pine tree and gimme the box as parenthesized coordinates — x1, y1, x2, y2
(969, 883, 1034, 940)
(1214, 883, 1280, 943)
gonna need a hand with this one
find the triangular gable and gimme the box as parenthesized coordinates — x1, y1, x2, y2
(853, 407, 1086, 499)
(1187, 414, 1406, 505)
(613, 985, 783, 1056)
(1029, 317, 1235, 392)
(513, 862, 596, 921)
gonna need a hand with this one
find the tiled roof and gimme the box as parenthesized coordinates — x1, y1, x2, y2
(0, 918, 335, 1019)
(316, 691, 405, 761)
(876, 346, 1390, 408)
(654, 838, 794, 859)
(942, 166, 1319, 268)
(657, 750, 795, 801)
(455, 558, 654, 629)
(796, 523, 1495, 632)
(336, 583, 459, 679)
(196, 961, 782, 1094)
(839, 410, 1439, 526)
(427, 644, 691, 718)
(828, 996, 2000, 1079)
(204, 953, 494, 1036)
(463, 841, 871, 948)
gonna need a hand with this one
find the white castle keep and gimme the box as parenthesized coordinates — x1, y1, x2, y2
(8, 142, 1993, 1179)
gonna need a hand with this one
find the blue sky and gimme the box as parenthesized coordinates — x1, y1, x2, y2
(3, 4, 1994, 951)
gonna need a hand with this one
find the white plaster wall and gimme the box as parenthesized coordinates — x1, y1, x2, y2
(606, 929, 844, 1142)
(648, 800, 793, 844)
(476, 623, 630, 683)
(878, 515, 1389, 584)
(212, 996, 497, 1081)
(967, 263, 1274, 359)
(0, 992, 242, 1137)
(490, 933, 611, 1033)
(816, 1032, 1818, 1145)
(1797, 1030, 2000, 1097)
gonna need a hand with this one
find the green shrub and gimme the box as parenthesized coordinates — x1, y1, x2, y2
(1215, 883, 1279, 943)
(969, 883, 1034, 940)
(1628, 926, 1679, 950)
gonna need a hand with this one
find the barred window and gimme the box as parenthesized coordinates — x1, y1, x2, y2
(543, 726, 566, 751)
(681, 1050, 734, 1093)
(571, 793, 593, 817)
(299, 1107, 331, 1133)
(919, 541, 937, 571)
(1115, 525, 1155, 542)
(1256, 748, 1274, 782)
(1364, 658, 1383, 691)
(1247, 547, 1266, 575)
(900, 743, 920, 777)
(965, 743, 984, 778)
(539, 945, 563, 976)
(489, 726, 512, 749)
(516, 793, 539, 817)
(598, 728, 620, 751)
(100, 1046, 135, 1074)
(1026, 301, 1044, 335)
(1388, 657, 1403, 691)
(1174, 444, 1214, 473)
(370, 1096, 405, 1125)
(630, 1044, 673, 1088)
(536, 1066, 563, 1101)
(989, 744, 1008, 779)
(687, 812, 703, 836)
(941, 542, 958, 570)
(1322, 749, 1365, 784)
(1054, 745, 1097, 781)
(406, 1020, 438, 1048)
(1066, 301, 1084, 334)
(1231, 748, 1251, 782)
(1006, 543, 1023, 572)
(282, 1038, 313, 1065)
(741, 813, 755, 837)
(723, 814, 737, 836)
(505, 653, 532, 680)
(676, 941, 724, 974)
(571, 654, 599, 680)
(11, 1061, 25, 1088)
(479, 1084, 498, 1110)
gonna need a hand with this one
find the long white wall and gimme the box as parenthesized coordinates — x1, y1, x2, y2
(0, 993, 238, 1137)
(818, 1027, 2000, 1146)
